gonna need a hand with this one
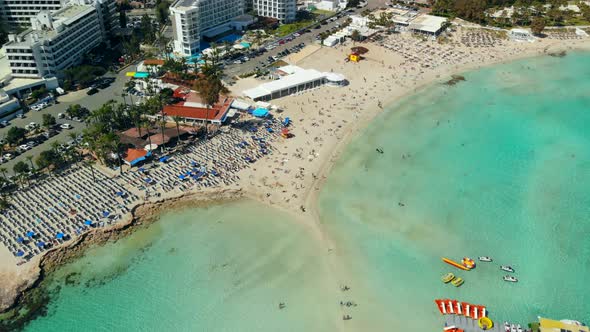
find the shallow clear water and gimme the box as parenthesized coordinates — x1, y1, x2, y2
(319, 51, 590, 329)
(20, 52, 590, 331)
(23, 201, 340, 332)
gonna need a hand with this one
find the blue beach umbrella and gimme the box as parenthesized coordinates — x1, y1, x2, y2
(26, 231, 35, 238)
(115, 191, 124, 197)
(178, 174, 186, 180)
(56, 233, 64, 239)
(16, 237, 24, 243)
(36, 241, 45, 248)
(84, 220, 93, 225)
(144, 178, 152, 183)
(16, 250, 24, 257)
(102, 211, 110, 218)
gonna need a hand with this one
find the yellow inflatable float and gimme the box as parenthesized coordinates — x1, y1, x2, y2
(478, 317, 493, 330)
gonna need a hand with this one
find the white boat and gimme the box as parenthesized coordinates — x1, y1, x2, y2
(503, 275, 518, 282)
(478, 256, 492, 262)
(501, 265, 515, 273)
(504, 322, 510, 332)
(510, 324, 517, 332)
(516, 324, 523, 332)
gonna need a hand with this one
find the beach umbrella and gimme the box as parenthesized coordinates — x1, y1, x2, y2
(144, 177, 153, 183)
(16, 237, 24, 243)
(159, 156, 169, 163)
(36, 241, 45, 248)
(115, 191, 124, 197)
(16, 250, 24, 257)
(178, 174, 186, 180)
(56, 233, 64, 239)
(190, 161, 197, 167)
(102, 211, 110, 218)
(26, 231, 35, 238)
(351, 46, 369, 54)
(84, 220, 93, 225)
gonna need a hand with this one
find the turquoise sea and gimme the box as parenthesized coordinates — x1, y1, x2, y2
(17, 52, 590, 331)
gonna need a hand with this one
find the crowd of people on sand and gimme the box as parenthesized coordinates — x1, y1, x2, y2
(0, 167, 139, 261)
(0, 114, 287, 262)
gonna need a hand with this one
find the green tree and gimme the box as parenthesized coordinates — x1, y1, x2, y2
(530, 16, 546, 35)
(6, 127, 26, 145)
(42, 113, 56, 129)
(13, 161, 30, 185)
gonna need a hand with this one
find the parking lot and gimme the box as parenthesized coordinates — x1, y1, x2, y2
(223, 8, 363, 79)
(0, 70, 132, 174)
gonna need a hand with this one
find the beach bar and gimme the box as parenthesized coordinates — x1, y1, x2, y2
(243, 66, 346, 101)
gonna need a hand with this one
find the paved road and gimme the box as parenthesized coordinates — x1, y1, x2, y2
(223, 8, 364, 79)
(0, 69, 133, 174)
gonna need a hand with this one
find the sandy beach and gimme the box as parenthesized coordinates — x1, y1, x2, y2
(1, 24, 590, 326)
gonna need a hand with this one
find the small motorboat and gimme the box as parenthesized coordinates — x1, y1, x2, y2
(441, 272, 455, 283)
(504, 322, 510, 332)
(516, 324, 523, 332)
(451, 277, 464, 287)
(503, 275, 518, 282)
(500, 265, 515, 273)
(343, 315, 352, 321)
(478, 256, 492, 262)
(510, 324, 517, 332)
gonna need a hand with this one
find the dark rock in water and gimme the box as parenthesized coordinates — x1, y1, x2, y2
(444, 75, 466, 86)
(64, 272, 81, 286)
(548, 50, 567, 58)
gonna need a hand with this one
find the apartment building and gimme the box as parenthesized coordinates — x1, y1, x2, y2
(252, 0, 296, 23)
(0, 0, 68, 26)
(170, 0, 245, 56)
(4, 4, 103, 78)
(0, 0, 117, 32)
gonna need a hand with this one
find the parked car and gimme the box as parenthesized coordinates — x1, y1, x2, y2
(87, 87, 99, 95)
(60, 123, 73, 129)
(57, 113, 65, 119)
(3, 153, 14, 161)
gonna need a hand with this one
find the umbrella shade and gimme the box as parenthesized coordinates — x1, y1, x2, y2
(16, 237, 24, 243)
(102, 211, 110, 218)
(178, 175, 186, 180)
(115, 191, 124, 196)
(159, 156, 169, 163)
(26, 231, 35, 237)
(84, 220, 93, 225)
(36, 241, 45, 248)
(144, 178, 153, 183)
(16, 250, 24, 257)
(56, 233, 64, 239)
(351, 46, 369, 54)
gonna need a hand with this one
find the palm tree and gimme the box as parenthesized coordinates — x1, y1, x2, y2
(25, 155, 34, 172)
(68, 132, 82, 164)
(158, 118, 167, 153)
(172, 115, 182, 144)
(142, 119, 153, 149)
(84, 159, 97, 183)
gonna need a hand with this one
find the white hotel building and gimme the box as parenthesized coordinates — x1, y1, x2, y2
(170, 0, 245, 56)
(0, 0, 116, 29)
(253, 0, 296, 23)
(4, 4, 103, 78)
(0, 0, 68, 26)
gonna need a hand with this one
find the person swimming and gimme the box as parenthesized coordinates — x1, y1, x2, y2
(376, 148, 384, 154)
